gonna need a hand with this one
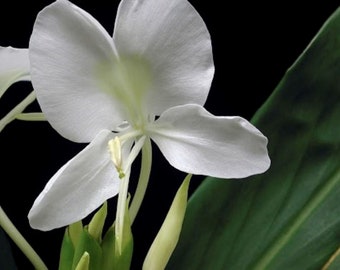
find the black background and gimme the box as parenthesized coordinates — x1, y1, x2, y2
(0, 1, 339, 269)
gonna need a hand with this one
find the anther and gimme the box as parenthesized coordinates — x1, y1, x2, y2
(108, 137, 125, 179)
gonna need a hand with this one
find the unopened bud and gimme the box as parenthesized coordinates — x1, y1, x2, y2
(74, 252, 89, 270)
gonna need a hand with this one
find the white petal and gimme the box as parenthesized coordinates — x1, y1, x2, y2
(114, 0, 214, 115)
(29, 0, 124, 143)
(28, 130, 119, 231)
(0, 47, 30, 98)
(150, 104, 270, 179)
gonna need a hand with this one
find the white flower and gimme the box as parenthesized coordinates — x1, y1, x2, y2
(0, 47, 45, 132)
(0, 46, 30, 99)
(27, 0, 270, 231)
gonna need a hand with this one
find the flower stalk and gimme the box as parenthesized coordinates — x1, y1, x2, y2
(0, 91, 37, 132)
(0, 206, 47, 270)
(115, 169, 131, 255)
(129, 137, 152, 224)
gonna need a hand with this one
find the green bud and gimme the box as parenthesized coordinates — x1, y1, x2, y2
(59, 207, 107, 270)
(72, 229, 102, 270)
(68, 221, 83, 248)
(143, 174, 191, 270)
(58, 228, 75, 270)
(88, 202, 107, 242)
(74, 252, 89, 270)
(58, 201, 133, 270)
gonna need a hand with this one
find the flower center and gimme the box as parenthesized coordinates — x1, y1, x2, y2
(108, 129, 145, 176)
(96, 54, 153, 128)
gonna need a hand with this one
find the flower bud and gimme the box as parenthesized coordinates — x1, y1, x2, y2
(74, 252, 89, 270)
(143, 174, 191, 270)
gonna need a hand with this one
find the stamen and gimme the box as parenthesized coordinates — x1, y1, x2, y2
(108, 131, 145, 179)
(108, 137, 125, 179)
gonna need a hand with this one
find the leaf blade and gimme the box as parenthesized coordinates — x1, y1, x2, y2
(168, 6, 340, 270)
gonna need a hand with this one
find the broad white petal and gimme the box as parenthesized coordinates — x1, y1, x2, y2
(114, 0, 214, 115)
(29, 0, 124, 143)
(0, 47, 30, 98)
(28, 130, 119, 231)
(150, 104, 270, 179)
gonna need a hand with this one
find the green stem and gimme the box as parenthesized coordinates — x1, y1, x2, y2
(16, 112, 46, 121)
(0, 91, 36, 132)
(115, 169, 131, 255)
(0, 206, 48, 270)
(253, 167, 340, 270)
(129, 137, 152, 224)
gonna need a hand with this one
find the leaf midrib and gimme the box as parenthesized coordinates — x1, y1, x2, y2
(252, 166, 340, 270)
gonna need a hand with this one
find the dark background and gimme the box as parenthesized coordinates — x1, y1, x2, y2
(0, 1, 339, 269)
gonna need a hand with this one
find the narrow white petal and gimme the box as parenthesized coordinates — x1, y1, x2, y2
(28, 130, 119, 231)
(150, 104, 270, 179)
(29, 0, 124, 143)
(114, 0, 214, 114)
(0, 47, 30, 98)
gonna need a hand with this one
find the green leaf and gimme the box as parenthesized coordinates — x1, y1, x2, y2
(168, 6, 340, 270)
(322, 247, 340, 270)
